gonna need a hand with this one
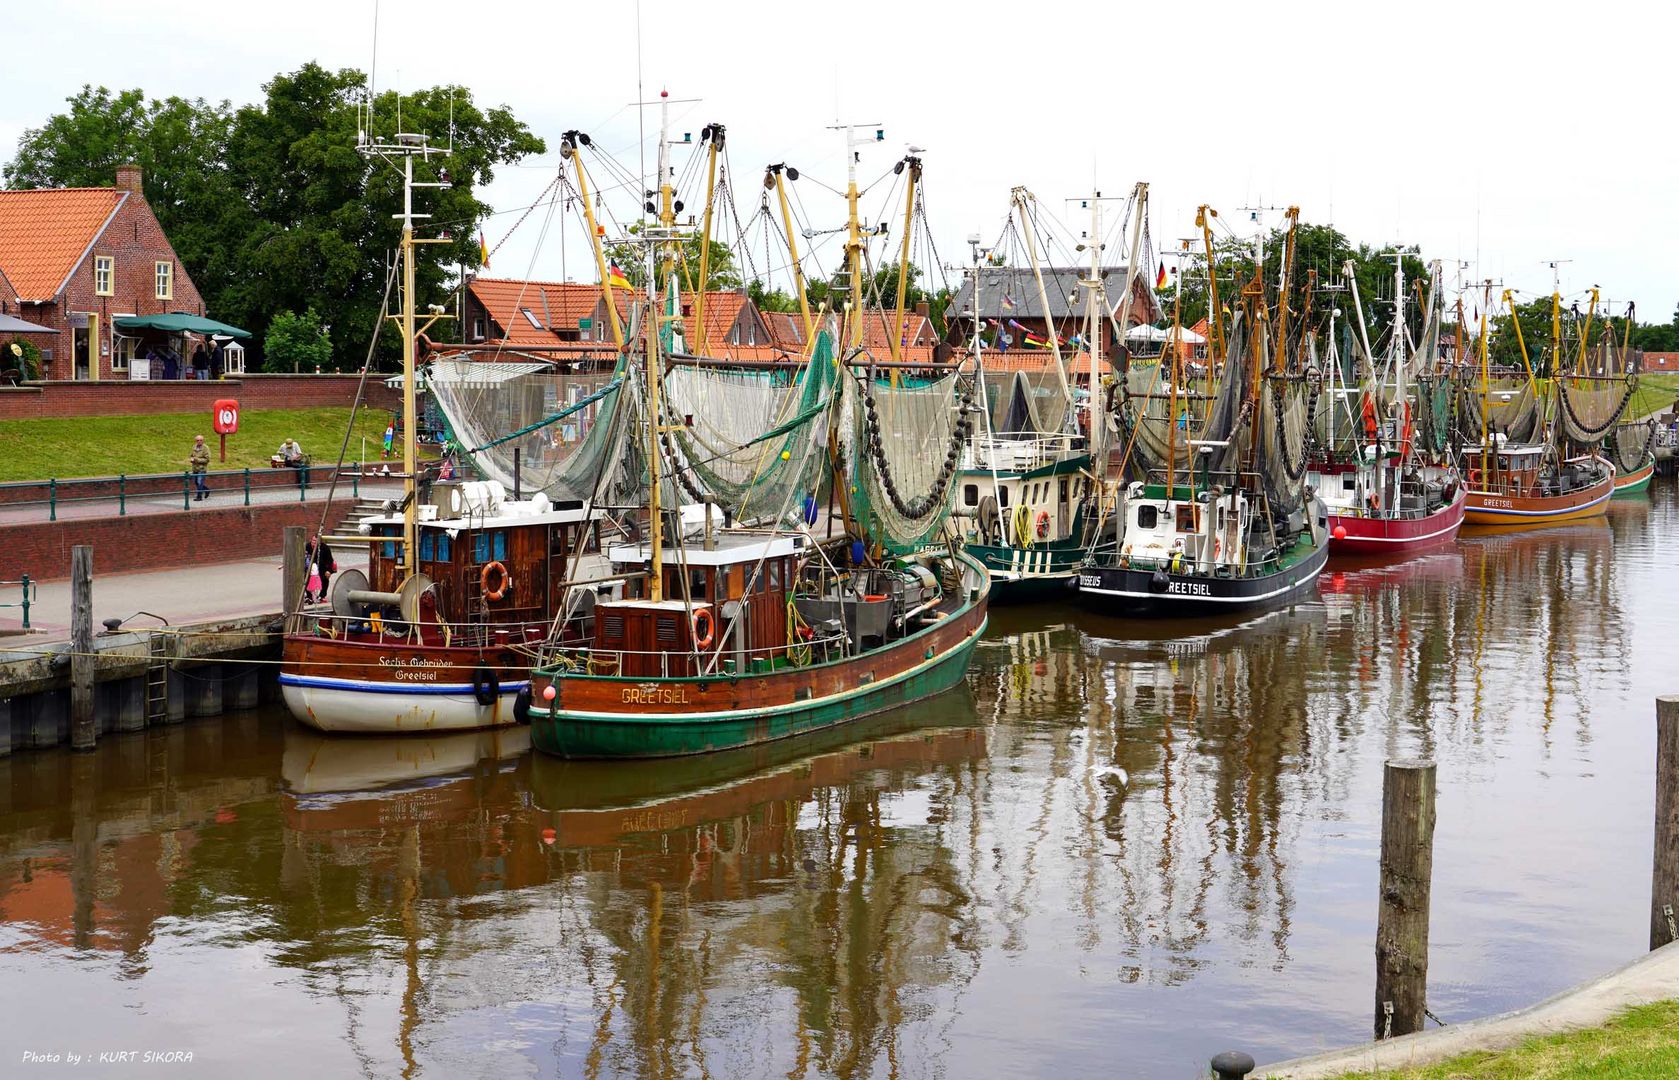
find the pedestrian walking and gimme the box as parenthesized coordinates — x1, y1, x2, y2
(209, 337, 226, 379)
(189, 435, 211, 500)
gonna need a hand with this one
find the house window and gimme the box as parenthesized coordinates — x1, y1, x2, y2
(112, 332, 136, 372)
(154, 261, 173, 300)
(521, 308, 542, 329)
(94, 256, 114, 297)
(472, 317, 485, 341)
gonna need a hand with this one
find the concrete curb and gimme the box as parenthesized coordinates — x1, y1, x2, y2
(1258, 940, 1679, 1078)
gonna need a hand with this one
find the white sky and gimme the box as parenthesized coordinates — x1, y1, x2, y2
(5, 0, 1676, 320)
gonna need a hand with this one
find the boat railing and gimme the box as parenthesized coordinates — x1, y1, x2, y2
(286, 608, 561, 650)
(546, 630, 852, 678)
(1339, 478, 1456, 521)
(1084, 538, 1305, 579)
(969, 433, 1084, 472)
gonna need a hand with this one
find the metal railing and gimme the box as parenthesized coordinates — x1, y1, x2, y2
(968, 433, 1086, 473)
(0, 575, 35, 629)
(547, 630, 851, 678)
(0, 465, 365, 521)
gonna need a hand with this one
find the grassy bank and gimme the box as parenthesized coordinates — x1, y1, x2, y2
(1317, 999, 1679, 1079)
(1628, 373, 1679, 421)
(0, 407, 419, 483)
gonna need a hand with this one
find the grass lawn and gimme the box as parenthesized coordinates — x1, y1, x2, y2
(0, 407, 428, 483)
(1627, 372, 1679, 421)
(1315, 1000, 1679, 1079)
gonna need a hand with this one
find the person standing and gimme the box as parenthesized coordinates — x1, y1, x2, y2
(381, 418, 396, 460)
(189, 435, 211, 500)
(209, 337, 226, 379)
(190, 339, 210, 380)
(304, 532, 336, 602)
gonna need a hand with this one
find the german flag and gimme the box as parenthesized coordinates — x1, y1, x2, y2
(478, 229, 490, 269)
(606, 262, 631, 290)
(1156, 261, 1168, 291)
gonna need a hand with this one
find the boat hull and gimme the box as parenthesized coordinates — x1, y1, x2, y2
(528, 559, 990, 759)
(1463, 471, 1614, 526)
(280, 635, 529, 733)
(1613, 458, 1655, 496)
(1328, 488, 1467, 555)
(1075, 533, 1329, 618)
(965, 539, 1083, 602)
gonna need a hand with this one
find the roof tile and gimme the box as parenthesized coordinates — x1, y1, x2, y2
(0, 189, 126, 301)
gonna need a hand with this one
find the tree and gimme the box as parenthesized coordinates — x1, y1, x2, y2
(605, 227, 740, 293)
(263, 309, 334, 373)
(5, 66, 545, 369)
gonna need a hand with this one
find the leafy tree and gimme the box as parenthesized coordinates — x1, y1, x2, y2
(5, 66, 545, 369)
(263, 308, 334, 373)
(747, 279, 799, 313)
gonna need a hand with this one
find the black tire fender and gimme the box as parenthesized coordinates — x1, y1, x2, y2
(512, 686, 532, 724)
(471, 666, 499, 707)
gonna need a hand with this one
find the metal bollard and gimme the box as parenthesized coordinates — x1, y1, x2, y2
(19, 573, 31, 630)
(1210, 1051, 1255, 1079)
(244, 468, 251, 506)
(118, 473, 126, 516)
(48, 478, 56, 522)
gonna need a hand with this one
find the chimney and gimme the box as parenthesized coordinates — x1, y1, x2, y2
(915, 301, 929, 319)
(114, 164, 142, 195)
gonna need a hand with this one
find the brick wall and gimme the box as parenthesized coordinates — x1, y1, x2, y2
(1, 500, 359, 581)
(0, 374, 398, 420)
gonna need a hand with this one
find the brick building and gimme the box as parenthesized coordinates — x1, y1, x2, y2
(0, 165, 206, 381)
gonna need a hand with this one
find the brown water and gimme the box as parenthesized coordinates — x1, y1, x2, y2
(0, 487, 1672, 1078)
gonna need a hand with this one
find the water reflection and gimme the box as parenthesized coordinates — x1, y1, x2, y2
(0, 485, 1670, 1077)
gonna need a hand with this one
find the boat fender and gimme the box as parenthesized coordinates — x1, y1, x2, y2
(1149, 569, 1169, 594)
(512, 686, 532, 724)
(692, 607, 716, 650)
(472, 667, 499, 707)
(481, 560, 511, 602)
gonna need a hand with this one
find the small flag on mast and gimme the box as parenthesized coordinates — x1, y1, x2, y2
(1156, 261, 1168, 290)
(479, 229, 490, 269)
(606, 262, 631, 290)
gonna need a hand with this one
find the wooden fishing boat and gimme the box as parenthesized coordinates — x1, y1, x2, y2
(1462, 446, 1612, 526)
(1614, 455, 1655, 495)
(958, 442, 1093, 601)
(526, 535, 988, 758)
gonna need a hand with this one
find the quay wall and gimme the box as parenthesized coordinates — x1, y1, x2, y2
(3, 500, 358, 581)
(0, 464, 364, 507)
(0, 374, 398, 420)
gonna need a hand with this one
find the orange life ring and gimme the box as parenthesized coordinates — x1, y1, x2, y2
(480, 560, 510, 602)
(1034, 510, 1051, 540)
(692, 607, 716, 650)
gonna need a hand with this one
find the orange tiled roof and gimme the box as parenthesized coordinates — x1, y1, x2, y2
(468, 277, 604, 348)
(0, 188, 126, 301)
(765, 308, 936, 360)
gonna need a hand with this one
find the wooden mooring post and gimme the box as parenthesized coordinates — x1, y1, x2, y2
(282, 526, 307, 618)
(1653, 696, 1679, 950)
(69, 544, 96, 750)
(1375, 758, 1437, 1039)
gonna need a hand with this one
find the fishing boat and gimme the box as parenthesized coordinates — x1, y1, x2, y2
(1079, 205, 1329, 617)
(1309, 256, 1466, 554)
(1461, 283, 1620, 527)
(949, 187, 1144, 600)
(525, 113, 989, 759)
(279, 129, 618, 733)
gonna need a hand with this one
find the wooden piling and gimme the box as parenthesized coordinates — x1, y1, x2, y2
(69, 544, 95, 750)
(1375, 758, 1436, 1039)
(282, 525, 307, 617)
(1653, 696, 1679, 950)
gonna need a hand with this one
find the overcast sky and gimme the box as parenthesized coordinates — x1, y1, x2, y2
(6, 0, 1676, 320)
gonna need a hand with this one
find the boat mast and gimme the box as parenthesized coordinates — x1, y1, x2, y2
(360, 128, 447, 580)
(1086, 192, 1103, 457)
(1479, 280, 1492, 483)
(1196, 205, 1225, 368)
(1011, 187, 1070, 416)
(887, 155, 920, 363)
(693, 123, 724, 354)
(767, 165, 815, 345)
(561, 132, 625, 348)
(831, 122, 884, 353)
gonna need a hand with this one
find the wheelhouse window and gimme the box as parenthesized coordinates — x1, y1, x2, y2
(154, 261, 173, 300)
(963, 483, 979, 507)
(1137, 504, 1159, 530)
(94, 256, 113, 297)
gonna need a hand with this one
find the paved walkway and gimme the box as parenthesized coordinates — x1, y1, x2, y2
(0, 477, 404, 526)
(2, 549, 370, 639)
(1259, 941, 1679, 1077)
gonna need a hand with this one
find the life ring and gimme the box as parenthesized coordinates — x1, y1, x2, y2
(1034, 510, 1051, 540)
(471, 666, 499, 707)
(512, 685, 532, 724)
(480, 560, 510, 601)
(1366, 490, 1381, 512)
(692, 607, 716, 650)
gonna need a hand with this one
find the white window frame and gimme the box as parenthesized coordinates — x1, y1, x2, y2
(154, 261, 173, 300)
(94, 255, 114, 297)
(112, 317, 137, 371)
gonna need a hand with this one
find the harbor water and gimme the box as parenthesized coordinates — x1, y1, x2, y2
(0, 487, 1672, 1077)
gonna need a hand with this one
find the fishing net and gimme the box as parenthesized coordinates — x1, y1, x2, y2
(426, 358, 632, 503)
(1460, 378, 1540, 443)
(849, 362, 973, 554)
(658, 336, 836, 527)
(1115, 358, 1231, 474)
(981, 368, 1076, 437)
(1260, 376, 1312, 512)
(1556, 378, 1631, 444)
(1612, 420, 1656, 472)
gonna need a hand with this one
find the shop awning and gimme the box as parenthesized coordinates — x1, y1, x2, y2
(0, 313, 55, 334)
(113, 313, 251, 339)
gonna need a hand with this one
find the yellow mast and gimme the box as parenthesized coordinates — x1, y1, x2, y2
(887, 156, 920, 363)
(768, 166, 815, 345)
(563, 132, 625, 348)
(1575, 287, 1599, 375)
(1271, 207, 1300, 375)
(1479, 282, 1492, 483)
(692, 124, 723, 354)
(1196, 206, 1226, 367)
